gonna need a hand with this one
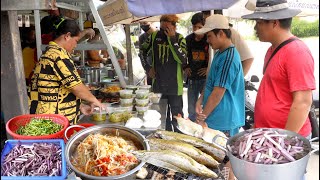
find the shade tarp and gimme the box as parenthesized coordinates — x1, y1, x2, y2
(126, 0, 240, 17)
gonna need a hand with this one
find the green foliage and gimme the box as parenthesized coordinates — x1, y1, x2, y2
(178, 15, 193, 35)
(291, 18, 319, 38)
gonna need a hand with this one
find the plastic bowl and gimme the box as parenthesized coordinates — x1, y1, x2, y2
(119, 89, 134, 99)
(120, 98, 134, 107)
(6, 114, 69, 140)
(135, 106, 149, 115)
(135, 98, 149, 107)
(138, 85, 151, 91)
(64, 123, 95, 142)
(150, 93, 162, 104)
(125, 85, 138, 93)
(122, 106, 133, 112)
(135, 90, 149, 99)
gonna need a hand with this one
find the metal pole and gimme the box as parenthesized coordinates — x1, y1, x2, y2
(125, 24, 133, 85)
(88, 0, 126, 87)
(1, 11, 29, 139)
(34, 10, 42, 60)
(208, 10, 214, 69)
(78, 11, 85, 66)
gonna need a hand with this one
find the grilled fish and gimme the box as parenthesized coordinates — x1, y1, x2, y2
(133, 150, 218, 178)
(148, 138, 219, 168)
(154, 130, 226, 162)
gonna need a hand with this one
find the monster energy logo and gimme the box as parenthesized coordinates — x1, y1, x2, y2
(158, 43, 170, 64)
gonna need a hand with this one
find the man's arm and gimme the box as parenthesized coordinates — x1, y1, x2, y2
(139, 33, 153, 73)
(78, 28, 95, 42)
(241, 58, 254, 76)
(285, 90, 313, 133)
(167, 34, 187, 66)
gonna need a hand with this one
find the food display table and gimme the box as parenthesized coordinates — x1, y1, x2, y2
(77, 99, 168, 136)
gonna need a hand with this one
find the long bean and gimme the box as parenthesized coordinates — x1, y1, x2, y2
(17, 118, 62, 136)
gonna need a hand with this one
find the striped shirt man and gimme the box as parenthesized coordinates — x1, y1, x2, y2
(203, 45, 245, 132)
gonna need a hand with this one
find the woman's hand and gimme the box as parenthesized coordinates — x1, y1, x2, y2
(80, 103, 93, 115)
(80, 100, 106, 115)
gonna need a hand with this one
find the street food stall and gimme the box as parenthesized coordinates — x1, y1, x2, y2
(1, 0, 319, 180)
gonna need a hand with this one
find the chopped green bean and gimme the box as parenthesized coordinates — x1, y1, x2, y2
(17, 118, 63, 136)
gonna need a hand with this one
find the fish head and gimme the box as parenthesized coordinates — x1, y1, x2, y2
(154, 130, 164, 138)
(132, 151, 145, 159)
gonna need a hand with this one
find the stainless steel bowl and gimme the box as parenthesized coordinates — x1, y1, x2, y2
(212, 128, 318, 180)
(65, 124, 150, 180)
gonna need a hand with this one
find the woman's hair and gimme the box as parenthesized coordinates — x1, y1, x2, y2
(52, 17, 81, 39)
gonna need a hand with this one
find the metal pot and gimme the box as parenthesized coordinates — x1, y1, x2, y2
(91, 67, 101, 83)
(212, 128, 319, 180)
(65, 124, 150, 180)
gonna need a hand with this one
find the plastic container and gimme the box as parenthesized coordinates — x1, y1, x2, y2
(6, 114, 69, 140)
(135, 98, 149, 107)
(136, 106, 149, 115)
(138, 85, 151, 91)
(64, 123, 95, 142)
(1, 139, 67, 180)
(91, 108, 107, 121)
(135, 90, 149, 99)
(120, 98, 134, 107)
(150, 93, 162, 104)
(122, 106, 133, 112)
(125, 85, 138, 93)
(119, 89, 134, 99)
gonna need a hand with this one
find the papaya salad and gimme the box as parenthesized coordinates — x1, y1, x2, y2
(71, 134, 139, 176)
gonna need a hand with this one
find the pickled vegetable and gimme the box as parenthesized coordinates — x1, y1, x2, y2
(109, 112, 133, 123)
(92, 113, 107, 121)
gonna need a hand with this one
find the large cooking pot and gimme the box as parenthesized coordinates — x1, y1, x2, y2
(212, 128, 319, 180)
(65, 124, 150, 180)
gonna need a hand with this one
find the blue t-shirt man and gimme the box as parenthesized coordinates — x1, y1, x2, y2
(203, 45, 245, 136)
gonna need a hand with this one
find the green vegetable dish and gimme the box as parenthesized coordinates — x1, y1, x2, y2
(109, 112, 133, 123)
(17, 118, 63, 136)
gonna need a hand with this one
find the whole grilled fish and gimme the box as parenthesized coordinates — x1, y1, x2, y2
(148, 138, 219, 168)
(133, 150, 218, 178)
(154, 130, 226, 162)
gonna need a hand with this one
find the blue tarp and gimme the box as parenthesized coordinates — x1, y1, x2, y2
(126, 0, 240, 17)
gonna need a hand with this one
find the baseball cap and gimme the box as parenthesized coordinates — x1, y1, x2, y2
(195, 14, 229, 35)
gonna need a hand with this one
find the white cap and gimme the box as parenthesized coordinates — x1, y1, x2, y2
(195, 14, 229, 35)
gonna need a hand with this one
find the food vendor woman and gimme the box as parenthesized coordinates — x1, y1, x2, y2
(28, 17, 104, 124)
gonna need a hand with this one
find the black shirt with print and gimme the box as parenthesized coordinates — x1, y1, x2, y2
(185, 33, 209, 80)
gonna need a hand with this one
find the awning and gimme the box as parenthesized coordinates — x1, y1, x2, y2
(126, 0, 240, 17)
(98, 0, 240, 25)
